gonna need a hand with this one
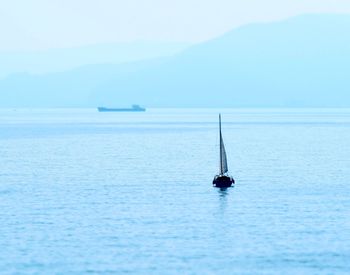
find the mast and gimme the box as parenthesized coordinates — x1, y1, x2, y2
(219, 114, 223, 175)
(219, 114, 228, 175)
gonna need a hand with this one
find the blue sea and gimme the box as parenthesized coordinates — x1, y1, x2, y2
(1, 108, 349, 274)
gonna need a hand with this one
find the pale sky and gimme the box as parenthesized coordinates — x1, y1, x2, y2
(1, 0, 350, 51)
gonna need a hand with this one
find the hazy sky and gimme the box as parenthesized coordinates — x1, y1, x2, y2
(1, 0, 350, 51)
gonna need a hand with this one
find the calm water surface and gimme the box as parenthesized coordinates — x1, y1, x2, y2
(0, 108, 349, 274)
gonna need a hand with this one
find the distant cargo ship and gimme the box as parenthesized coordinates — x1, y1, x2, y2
(97, 105, 146, 112)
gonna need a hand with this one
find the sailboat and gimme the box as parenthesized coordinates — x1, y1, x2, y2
(213, 114, 235, 188)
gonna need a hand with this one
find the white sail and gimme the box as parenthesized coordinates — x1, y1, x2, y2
(219, 114, 229, 175)
(220, 135, 228, 174)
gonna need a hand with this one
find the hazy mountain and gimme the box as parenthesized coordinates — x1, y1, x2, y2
(0, 42, 189, 78)
(1, 14, 350, 107)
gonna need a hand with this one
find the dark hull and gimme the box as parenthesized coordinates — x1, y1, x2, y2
(213, 175, 235, 188)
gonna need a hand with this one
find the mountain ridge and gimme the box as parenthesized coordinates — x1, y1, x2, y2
(1, 14, 350, 107)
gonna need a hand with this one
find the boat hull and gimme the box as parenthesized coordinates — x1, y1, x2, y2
(97, 106, 145, 112)
(213, 175, 235, 188)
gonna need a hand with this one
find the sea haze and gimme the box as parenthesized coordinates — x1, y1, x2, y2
(0, 108, 349, 273)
